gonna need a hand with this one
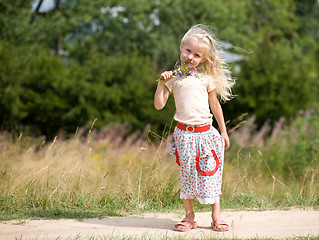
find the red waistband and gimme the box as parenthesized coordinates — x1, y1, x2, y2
(176, 122, 210, 133)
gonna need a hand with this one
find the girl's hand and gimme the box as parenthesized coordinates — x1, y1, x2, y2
(159, 71, 174, 82)
(221, 132, 230, 150)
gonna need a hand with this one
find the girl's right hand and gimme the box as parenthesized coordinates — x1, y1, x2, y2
(160, 71, 174, 82)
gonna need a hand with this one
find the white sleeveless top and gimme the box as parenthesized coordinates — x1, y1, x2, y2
(165, 74, 215, 125)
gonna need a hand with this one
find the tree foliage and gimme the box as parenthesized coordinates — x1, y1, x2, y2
(229, 0, 319, 125)
(0, 0, 318, 136)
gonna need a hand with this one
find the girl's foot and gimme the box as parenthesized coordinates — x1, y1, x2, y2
(211, 218, 229, 232)
(174, 218, 198, 232)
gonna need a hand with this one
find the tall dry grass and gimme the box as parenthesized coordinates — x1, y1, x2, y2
(223, 110, 319, 208)
(0, 121, 181, 219)
(0, 110, 318, 220)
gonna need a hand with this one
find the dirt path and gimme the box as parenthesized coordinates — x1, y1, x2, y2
(1, 208, 318, 239)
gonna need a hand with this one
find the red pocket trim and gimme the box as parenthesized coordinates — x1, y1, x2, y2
(196, 149, 220, 176)
(175, 149, 180, 166)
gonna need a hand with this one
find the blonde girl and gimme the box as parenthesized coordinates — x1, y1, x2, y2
(154, 24, 235, 232)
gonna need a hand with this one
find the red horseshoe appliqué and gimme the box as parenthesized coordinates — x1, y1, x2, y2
(195, 149, 220, 176)
(175, 149, 220, 176)
(175, 149, 181, 166)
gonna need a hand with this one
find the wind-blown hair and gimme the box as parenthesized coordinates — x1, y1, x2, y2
(181, 24, 236, 102)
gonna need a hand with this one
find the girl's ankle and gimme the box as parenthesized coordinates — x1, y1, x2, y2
(186, 213, 195, 222)
(211, 213, 220, 220)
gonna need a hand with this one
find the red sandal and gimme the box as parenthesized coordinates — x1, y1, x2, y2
(174, 218, 198, 232)
(211, 218, 229, 232)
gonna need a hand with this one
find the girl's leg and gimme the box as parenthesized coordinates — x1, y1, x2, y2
(183, 198, 195, 221)
(211, 200, 221, 220)
(174, 198, 196, 231)
(211, 200, 229, 231)
(175, 199, 195, 231)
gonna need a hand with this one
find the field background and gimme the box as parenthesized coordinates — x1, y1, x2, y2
(1, 112, 318, 221)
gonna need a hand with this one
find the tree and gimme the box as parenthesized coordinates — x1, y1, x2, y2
(0, 0, 318, 135)
(227, 0, 319, 126)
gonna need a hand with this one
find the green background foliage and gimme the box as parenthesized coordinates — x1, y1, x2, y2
(0, 0, 318, 136)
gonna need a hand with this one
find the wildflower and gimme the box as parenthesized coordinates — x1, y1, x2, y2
(156, 59, 198, 81)
(306, 108, 315, 116)
(279, 116, 285, 124)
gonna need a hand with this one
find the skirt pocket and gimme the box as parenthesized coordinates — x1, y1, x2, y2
(174, 148, 220, 176)
(174, 149, 180, 166)
(195, 149, 220, 176)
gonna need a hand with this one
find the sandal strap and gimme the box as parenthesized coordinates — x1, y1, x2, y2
(175, 218, 197, 231)
(213, 218, 227, 223)
(212, 218, 229, 232)
(213, 218, 229, 227)
(175, 221, 189, 227)
(181, 217, 193, 223)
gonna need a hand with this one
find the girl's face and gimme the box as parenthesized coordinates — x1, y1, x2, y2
(180, 39, 206, 68)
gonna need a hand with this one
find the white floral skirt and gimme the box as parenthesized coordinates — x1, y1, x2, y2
(170, 123, 224, 204)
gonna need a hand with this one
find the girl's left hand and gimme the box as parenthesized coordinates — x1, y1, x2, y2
(221, 132, 230, 150)
(159, 71, 174, 82)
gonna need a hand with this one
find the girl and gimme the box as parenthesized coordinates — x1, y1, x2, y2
(154, 24, 235, 232)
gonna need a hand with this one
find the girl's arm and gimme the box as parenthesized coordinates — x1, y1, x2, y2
(208, 90, 230, 150)
(154, 71, 172, 110)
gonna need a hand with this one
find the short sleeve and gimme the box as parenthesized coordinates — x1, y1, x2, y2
(165, 78, 175, 92)
(206, 75, 216, 92)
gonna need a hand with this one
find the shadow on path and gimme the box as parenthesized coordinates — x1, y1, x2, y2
(82, 216, 178, 231)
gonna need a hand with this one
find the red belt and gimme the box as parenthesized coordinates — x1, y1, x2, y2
(176, 122, 210, 133)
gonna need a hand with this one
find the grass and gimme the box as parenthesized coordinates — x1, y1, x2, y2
(0, 111, 318, 221)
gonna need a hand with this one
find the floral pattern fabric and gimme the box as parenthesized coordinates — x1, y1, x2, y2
(170, 124, 224, 199)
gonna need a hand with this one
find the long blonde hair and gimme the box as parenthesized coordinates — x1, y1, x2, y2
(181, 24, 236, 102)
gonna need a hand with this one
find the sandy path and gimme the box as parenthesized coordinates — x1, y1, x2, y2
(0, 209, 318, 239)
